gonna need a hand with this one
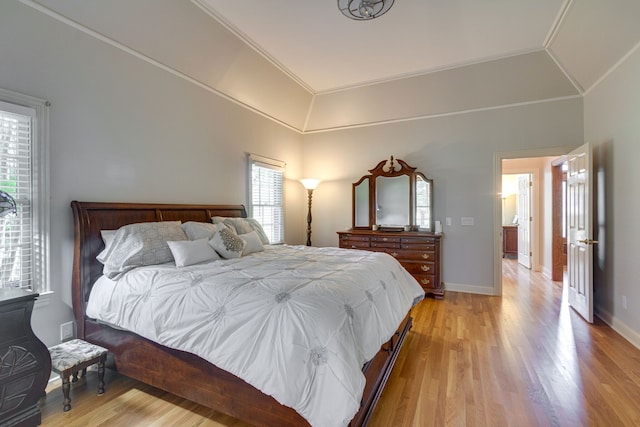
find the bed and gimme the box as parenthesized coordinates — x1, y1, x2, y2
(71, 201, 423, 426)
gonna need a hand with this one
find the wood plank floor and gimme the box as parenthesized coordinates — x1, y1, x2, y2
(40, 260, 640, 426)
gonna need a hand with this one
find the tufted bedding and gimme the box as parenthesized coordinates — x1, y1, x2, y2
(87, 244, 424, 426)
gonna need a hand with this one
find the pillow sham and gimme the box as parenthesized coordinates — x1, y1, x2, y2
(211, 217, 270, 245)
(97, 221, 187, 279)
(209, 226, 246, 259)
(240, 231, 265, 255)
(181, 221, 218, 241)
(167, 238, 220, 267)
(100, 230, 116, 250)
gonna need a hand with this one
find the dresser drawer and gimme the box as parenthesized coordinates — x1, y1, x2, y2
(413, 274, 438, 290)
(400, 261, 436, 275)
(398, 249, 437, 261)
(339, 234, 371, 249)
(371, 241, 401, 249)
(340, 240, 370, 249)
(401, 240, 437, 251)
(371, 236, 401, 244)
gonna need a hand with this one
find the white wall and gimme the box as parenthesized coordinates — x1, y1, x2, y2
(0, 1, 305, 347)
(303, 98, 583, 294)
(584, 44, 640, 348)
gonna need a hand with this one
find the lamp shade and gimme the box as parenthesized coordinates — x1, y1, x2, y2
(0, 191, 16, 218)
(300, 179, 321, 190)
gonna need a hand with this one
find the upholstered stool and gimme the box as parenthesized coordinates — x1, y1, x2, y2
(48, 339, 108, 411)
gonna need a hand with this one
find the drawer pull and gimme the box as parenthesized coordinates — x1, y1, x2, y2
(390, 252, 398, 257)
(351, 245, 357, 249)
(421, 278, 431, 285)
(422, 253, 430, 259)
(421, 265, 430, 272)
(382, 237, 388, 242)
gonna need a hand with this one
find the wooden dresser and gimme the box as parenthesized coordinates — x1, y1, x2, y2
(0, 289, 51, 426)
(338, 230, 443, 299)
(502, 225, 518, 258)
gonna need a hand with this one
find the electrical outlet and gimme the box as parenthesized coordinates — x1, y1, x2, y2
(622, 295, 628, 310)
(60, 321, 74, 341)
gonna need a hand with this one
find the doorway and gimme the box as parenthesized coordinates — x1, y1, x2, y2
(493, 147, 574, 296)
(501, 173, 532, 269)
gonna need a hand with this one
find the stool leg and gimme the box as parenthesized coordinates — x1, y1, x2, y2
(62, 375, 72, 412)
(81, 367, 87, 377)
(97, 357, 105, 395)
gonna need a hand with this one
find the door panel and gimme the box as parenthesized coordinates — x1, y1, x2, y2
(567, 142, 593, 323)
(517, 174, 531, 269)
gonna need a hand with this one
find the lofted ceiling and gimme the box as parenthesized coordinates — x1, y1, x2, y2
(23, 0, 640, 131)
(195, 0, 640, 96)
(196, 0, 568, 93)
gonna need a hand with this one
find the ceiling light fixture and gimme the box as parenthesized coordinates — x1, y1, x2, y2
(338, 0, 394, 20)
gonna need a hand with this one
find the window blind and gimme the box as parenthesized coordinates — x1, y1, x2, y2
(0, 103, 35, 289)
(249, 154, 285, 244)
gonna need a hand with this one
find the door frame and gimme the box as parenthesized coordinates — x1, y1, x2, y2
(551, 157, 567, 281)
(493, 147, 577, 296)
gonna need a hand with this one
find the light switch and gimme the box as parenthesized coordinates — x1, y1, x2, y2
(445, 217, 452, 226)
(461, 217, 474, 226)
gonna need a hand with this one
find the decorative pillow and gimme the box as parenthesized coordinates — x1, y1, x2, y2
(209, 226, 246, 259)
(211, 217, 270, 245)
(181, 221, 218, 241)
(167, 238, 220, 267)
(240, 231, 265, 255)
(97, 221, 187, 279)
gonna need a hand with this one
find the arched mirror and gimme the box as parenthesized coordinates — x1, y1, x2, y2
(352, 157, 434, 231)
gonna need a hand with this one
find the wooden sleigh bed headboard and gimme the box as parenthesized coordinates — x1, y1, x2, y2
(70, 201, 247, 338)
(70, 200, 411, 426)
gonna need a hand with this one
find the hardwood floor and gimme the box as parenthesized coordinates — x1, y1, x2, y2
(40, 260, 640, 426)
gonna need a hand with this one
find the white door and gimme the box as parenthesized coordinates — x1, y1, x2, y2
(517, 174, 531, 269)
(567, 142, 594, 323)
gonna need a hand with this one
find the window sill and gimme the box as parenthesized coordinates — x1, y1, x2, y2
(34, 290, 53, 309)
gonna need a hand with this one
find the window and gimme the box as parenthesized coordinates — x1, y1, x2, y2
(249, 154, 285, 244)
(0, 88, 49, 293)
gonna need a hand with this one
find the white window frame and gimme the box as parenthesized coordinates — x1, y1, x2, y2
(0, 88, 50, 296)
(248, 154, 285, 244)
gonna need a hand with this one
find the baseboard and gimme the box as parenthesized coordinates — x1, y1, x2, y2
(595, 308, 640, 350)
(444, 282, 496, 296)
(541, 266, 552, 280)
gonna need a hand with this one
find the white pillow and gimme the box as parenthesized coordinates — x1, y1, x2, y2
(97, 221, 187, 279)
(181, 221, 218, 241)
(209, 226, 246, 259)
(167, 239, 220, 267)
(240, 231, 265, 255)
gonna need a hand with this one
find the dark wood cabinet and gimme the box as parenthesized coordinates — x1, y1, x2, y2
(502, 225, 518, 258)
(0, 289, 51, 427)
(338, 230, 443, 299)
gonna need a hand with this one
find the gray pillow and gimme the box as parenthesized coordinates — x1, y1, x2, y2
(181, 221, 219, 241)
(211, 217, 270, 245)
(240, 231, 265, 255)
(97, 221, 187, 279)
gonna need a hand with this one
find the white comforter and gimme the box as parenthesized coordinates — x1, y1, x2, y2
(87, 245, 424, 426)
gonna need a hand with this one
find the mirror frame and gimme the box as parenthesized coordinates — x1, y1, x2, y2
(352, 156, 434, 231)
